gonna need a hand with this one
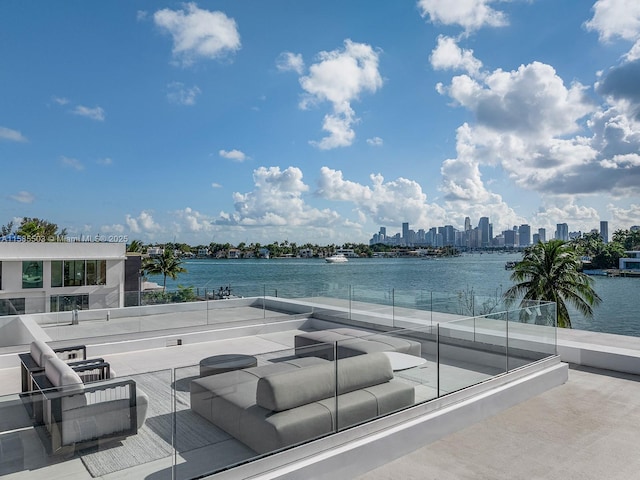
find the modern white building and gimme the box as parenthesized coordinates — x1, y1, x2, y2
(619, 251, 640, 270)
(0, 242, 127, 315)
(336, 248, 359, 257)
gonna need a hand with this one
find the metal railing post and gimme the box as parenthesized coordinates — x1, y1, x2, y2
(505, 311, 510, 372)
(334, 341, 339, 432)
(171, 367, 177, 480)
(436, 323, 440, 398)
(430, 291, 433, 326)
(392, 288, 395, 327)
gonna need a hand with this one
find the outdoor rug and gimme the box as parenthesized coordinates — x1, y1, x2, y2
(80, 369, 233, 477)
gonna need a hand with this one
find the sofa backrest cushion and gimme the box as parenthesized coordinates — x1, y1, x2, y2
(45, 357, 84, 391)
(30, 340, 56, 367)
(256, 352, 393, 412)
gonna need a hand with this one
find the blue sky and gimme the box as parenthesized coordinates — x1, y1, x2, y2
(2, 0, 640, 245)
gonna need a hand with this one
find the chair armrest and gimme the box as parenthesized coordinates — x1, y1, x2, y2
(19, 353, 43, 392)
(53, 345, 87, 361)
(47, 378, 138, 453)
(70, 360, 111, 382)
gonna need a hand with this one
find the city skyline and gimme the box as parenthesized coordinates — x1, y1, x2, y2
(2, 2, 640, 245)
(369, 217, 626, 248)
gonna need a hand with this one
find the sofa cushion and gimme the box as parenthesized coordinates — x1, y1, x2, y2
(295, 328, 422, 360)
(45, 357, 84, 391)
(30, 340, 56, 367)
(256, 352, 393, 412)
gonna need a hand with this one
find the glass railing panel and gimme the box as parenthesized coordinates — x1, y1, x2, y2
(505, 302, 557, 370)
(1, 368, 173, 478)
(430, 291, 466, 317)
(305, 283, 352, 323)
(437, 315, 507, 395)
(174, 361, 257, 480)
(78, 368, 174, 476)
(350, 286, 394, 329)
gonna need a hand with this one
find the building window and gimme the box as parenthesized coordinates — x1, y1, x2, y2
(86, 260, 106, 285)
(64, 260, 85, 287)
(0, 298, 25, 316)
(50, 294, 89, 312)
(51, 261, 63, 287)
(22, 261, 43, 289)
(52, 260, 107, 288)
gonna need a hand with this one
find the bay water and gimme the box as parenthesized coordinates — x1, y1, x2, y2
(150, 252, 638, 337)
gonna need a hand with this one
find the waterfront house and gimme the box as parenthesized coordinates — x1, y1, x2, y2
(147, 246, 163, 257)
(619, 251, 640, 271)
(0, 242, 128, 315)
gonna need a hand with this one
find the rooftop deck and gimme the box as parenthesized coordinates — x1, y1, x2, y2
(358, 365, 640, 480)
(0, 296, 634, 479)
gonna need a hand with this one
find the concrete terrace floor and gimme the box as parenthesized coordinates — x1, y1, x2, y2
(357, 364, 640, 480)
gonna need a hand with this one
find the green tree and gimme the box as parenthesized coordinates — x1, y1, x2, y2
(143, 249, 187, 292)
(1, 221, 14, 236)
(592, 242, 625, 269)
(127, 239, 144, 253)
(613, 229, 640, 250)
(503, 240, 601, 328)
(16, 217, 66, 239)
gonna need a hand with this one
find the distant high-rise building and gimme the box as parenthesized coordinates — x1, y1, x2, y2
(503, 230, 517, 247)
(519, 224, 531, 246)
(600, 221, 609, 243)
(379, 227, 386, 237)
(556, 223, 569, 241)
(478, 217, 490, 248)
(464, 217, 471, 232)
(402, 222, 409, 242)
(532, 233, 540, 244)
(443, 225, 455, 246)
(538, 228, 546, 243)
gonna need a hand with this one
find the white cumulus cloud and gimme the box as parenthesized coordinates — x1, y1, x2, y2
(276, 51, 304, 74)
(585, 0, 640, 43)
(317, 166, 446, 227)
(300, 39, 383, 149)
(220, 166, 341, 227)
(430, 35, 483, 77)
(219, 149, 248, 162)
(154, 3, 240, 67)
(172, 207, 213, 233)
(418, 0, 507, 32)
(126, 211, 161, 234)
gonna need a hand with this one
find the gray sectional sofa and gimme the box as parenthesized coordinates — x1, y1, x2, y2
(294, 327, 422, 360)
(190, 352, 415, 454)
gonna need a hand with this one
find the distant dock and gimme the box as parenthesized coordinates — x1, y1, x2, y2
(585, 269, 640, 277)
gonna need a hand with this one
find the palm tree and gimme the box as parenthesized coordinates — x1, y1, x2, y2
(503, 240, 601, 328)
(127, 239, 144, 253)
(143, 249, 187, 292)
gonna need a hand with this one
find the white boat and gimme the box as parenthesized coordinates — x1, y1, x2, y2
(325, 254, 348, 263)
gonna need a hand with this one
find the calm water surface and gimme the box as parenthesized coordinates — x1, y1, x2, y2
(151, 253, 638, 337)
